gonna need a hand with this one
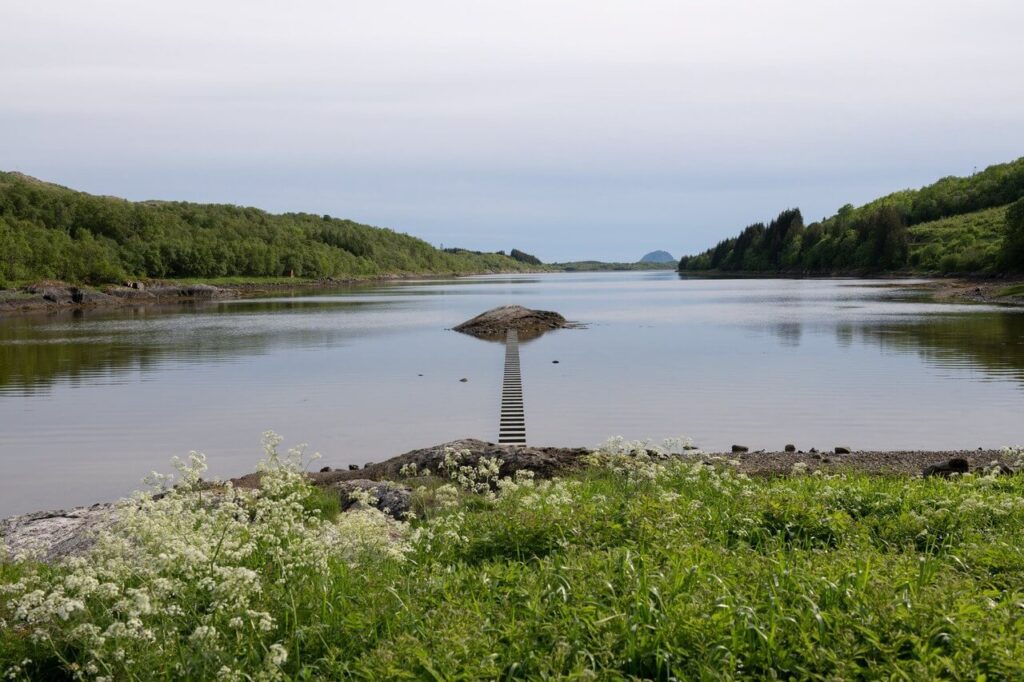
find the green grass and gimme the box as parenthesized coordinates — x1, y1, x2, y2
(994, 283, 1024, 298)
(908, 204, 1008, 273)
(3, 447, 1024, 679)
(300, 484, 342, 521)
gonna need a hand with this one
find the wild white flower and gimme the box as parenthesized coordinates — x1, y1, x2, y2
(1, 432, 414, 679)
(266, 643, 288, 667)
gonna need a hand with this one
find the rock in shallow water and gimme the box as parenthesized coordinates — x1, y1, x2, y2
(453, 305, 571, 341)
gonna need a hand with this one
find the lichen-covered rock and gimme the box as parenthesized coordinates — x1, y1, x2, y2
(310, 439, 592, 485)
(453, 305, 570, 341)
(328, 480, 412, 519)
(0, 504, 117, 563)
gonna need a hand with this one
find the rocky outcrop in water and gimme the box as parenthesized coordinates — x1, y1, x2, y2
(453, 305, 571, 341)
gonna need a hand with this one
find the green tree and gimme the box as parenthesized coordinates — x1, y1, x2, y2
(1003, 198, 1024, 271)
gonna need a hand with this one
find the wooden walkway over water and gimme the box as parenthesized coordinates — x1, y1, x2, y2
(498, 329, 526, 444)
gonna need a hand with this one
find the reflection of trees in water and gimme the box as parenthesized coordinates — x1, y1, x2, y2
(769, 322, 803, 348)
(0, 300, 384, 394)
(853, 313, 1024, 385)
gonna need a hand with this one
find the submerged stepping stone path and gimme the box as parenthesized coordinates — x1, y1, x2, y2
(499, 329, 526, 444)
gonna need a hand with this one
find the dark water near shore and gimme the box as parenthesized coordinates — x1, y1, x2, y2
(2, 272, 1024, 516)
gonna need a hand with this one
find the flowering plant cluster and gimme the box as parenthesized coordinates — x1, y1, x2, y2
(1, 432, 408, 680)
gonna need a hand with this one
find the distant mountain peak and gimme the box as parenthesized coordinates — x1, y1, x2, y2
(639, 250, 675, 263)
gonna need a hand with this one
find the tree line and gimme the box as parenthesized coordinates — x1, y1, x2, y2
(679, 157, 1024, 274)
(0, 172, 539, 285)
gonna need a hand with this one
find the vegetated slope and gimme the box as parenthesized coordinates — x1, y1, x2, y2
(0, 171, 542, 285)
(679, 157, 1024, 274)
(908, 205, 1007, 272)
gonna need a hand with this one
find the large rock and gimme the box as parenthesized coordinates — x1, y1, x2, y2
(309, 439, 592, 485)
(328, 480, 412, 519)
(453, 305, 570, 341)
(0, 504, 117, 563)
(922, 458, 970, 478)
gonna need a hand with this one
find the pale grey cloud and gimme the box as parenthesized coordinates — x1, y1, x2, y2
(2, 0, 1022, 260)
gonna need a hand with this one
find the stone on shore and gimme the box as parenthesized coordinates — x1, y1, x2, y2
(784, 444, 796, 452)
(328, 480, 412, 520)
(835, 446, 851, 454)
(0, 504, 117, 563)
(922, 458, 970, 478)
(731, 445, 749, 453)
(308, 439, 592, 485)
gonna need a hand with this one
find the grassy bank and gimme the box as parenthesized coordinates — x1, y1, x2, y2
(3, 439, 1024, 679)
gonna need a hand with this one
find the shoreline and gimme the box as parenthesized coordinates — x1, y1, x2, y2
(4, 272, 1024, 318)
(679, 271, 1024, 305)
(4, 440, 1017, 561)
(0, 270, 549, 317)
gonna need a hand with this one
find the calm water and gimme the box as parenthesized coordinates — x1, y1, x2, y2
(2, 272, 1024, 516)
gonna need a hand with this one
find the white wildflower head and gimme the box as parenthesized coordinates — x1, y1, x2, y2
(2, 433, 412, 679)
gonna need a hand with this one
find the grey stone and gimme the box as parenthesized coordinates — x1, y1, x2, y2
(835, 446, 851, 455)
(922, 458, 970, 478)
(453, 305, 571, 342)
(1, 504, 117, 563)
(784, 444, 796, 453)
(731, 445, 749, 453)
(328, 480, 413, 520)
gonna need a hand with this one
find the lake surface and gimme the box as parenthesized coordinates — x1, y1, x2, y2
(2, 272, 1024, 516)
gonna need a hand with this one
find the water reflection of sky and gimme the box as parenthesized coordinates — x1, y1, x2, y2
(1, 272, 1023, 516)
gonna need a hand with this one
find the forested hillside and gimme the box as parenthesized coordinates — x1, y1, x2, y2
(679, 158, 1024, 274)
(0, 172, 541, 285)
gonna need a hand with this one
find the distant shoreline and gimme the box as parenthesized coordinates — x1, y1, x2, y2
(3, 272, 1022, 318)
(0, 271, 532, 317)
(0, 265, 668, 317)
(676, 271, 1024, 305)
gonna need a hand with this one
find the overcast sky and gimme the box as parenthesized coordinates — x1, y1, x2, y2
(2, 1, 1023, 262)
